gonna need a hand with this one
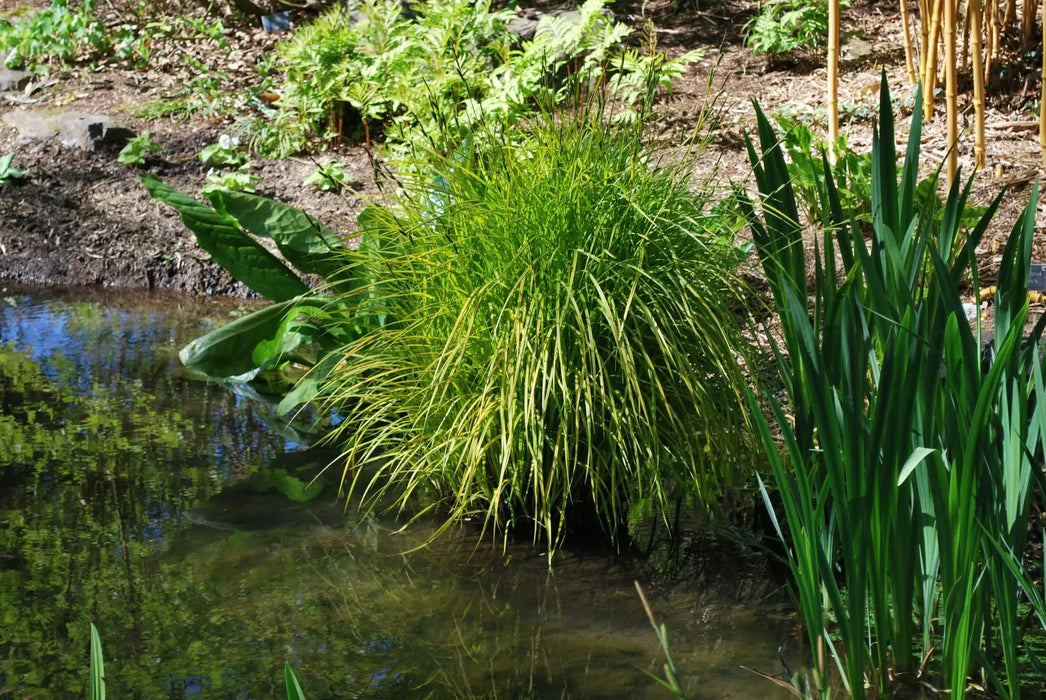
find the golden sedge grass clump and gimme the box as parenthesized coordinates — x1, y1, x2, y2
(317, 111, 759, 553)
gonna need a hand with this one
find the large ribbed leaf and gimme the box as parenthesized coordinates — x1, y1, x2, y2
(141, 175, 308, 302)
(208, 190, 348, 283)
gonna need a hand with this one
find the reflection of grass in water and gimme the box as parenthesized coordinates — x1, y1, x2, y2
(181, 517, 793, 698)
(0, 301, 289, 699)
(158, 521, 680, 697)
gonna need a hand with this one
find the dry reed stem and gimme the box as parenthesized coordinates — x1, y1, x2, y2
(920, 0, 932, 57)
(923, 0, 945, 120)
(987, 0, 1000, 82)
(945, 0, 959, 184)
(1022, 0, 1037, 45)
(901, 0, 919, 84)
(962, 2, 972, 72)
(828, 0, 840, 162)
(1040, 0, 1046, 170)
(972, 0, 987, 167)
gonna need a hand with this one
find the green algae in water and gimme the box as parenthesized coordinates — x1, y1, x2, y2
(0, 288, 793, 699)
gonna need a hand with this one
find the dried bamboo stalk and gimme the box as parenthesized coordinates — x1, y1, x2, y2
(1040, 0, 1046, 170)
(919, 0, 932, 72)
(828, 0, 840, 162)
(986, 0, 1000, 84)
(971, 0, 987, 168)
(1004, 0, 1016, 28)
(962, 0, 972, 73)
(923, 0, 945, 120)
(901, 0, 919, 84)
(1022, 0, 1037, 46)
(945, 0, 959, 184)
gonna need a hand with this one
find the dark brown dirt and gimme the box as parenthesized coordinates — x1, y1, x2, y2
(1, 0, 1045, 297)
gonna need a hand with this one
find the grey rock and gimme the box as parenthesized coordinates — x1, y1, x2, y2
(507, 16, 539, 40)
(57, 113, 134, 151)
(2, 110, 58, 141)
(1, 110, 134, 151)
(507, 7, 614, 41)
(0, 69, 32, 92)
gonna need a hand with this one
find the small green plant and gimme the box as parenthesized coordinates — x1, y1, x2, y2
(773, 114, 872, 223)
(0, 0, 108, 69)
(0, 1, 230, 70)
(745, 0, 844, 56)
(199, 135, 248, 168)
(635, 582, 686, 698)
(202, 169, 259, 195)
(198, 135, 258, 194)
(88, 623, 104, 700)
(285, 663, 306, 700)
(775, 114, 987, 229)
(134, 48, 262, 122)
(259, 0, 701, 158)
(0, 152, 28, 183)
(117, 131, 163, 166)
(303, 159, 351, 192)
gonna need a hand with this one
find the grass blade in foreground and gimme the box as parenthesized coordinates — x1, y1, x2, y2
(89, 623, 105, 700)
(285, 663, 306, 700)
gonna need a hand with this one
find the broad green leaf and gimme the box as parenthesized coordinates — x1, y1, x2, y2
(277, 377, 323, 417)
(180, 298, 310, 379)
(251, 307, 308, 368)
(276, 350, 343, 416)
(208, 190, 348, 283)
(141, 175, 309, 302)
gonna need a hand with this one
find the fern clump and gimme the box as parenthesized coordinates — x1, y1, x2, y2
(257, 0, 701, 159)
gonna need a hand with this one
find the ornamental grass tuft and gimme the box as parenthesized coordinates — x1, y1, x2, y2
(316, 109, 757, 553)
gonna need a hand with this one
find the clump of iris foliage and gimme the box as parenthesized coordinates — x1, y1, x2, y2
(742, 74, 1046, 696)
(309, 105, 757, 552)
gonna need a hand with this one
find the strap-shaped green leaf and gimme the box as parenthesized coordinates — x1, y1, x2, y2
(89, 623, 105, 700)
(141, 175, 308, 302)
(285, 663, 306, 700)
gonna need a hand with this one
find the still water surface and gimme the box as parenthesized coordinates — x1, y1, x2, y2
(0, 286, 793, 698)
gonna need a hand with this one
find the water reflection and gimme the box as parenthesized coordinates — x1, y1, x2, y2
(0, 286, 792, 699)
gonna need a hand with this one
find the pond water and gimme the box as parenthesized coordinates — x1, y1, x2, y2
(0, 286, 795, 699)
